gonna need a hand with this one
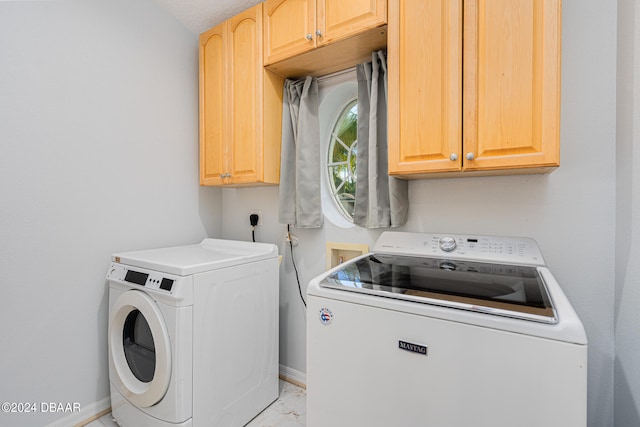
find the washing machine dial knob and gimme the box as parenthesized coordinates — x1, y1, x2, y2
(439, 236, 457, 252)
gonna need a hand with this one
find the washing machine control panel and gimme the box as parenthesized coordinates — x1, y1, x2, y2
(374, 232, 546, 267)
(108, 263, 174, 292)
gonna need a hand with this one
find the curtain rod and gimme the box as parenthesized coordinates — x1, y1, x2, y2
(316, 67, 357, 83)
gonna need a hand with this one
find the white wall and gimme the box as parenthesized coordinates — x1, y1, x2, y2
(615, 0, 640, 425)
(221, 187, 385, 380)
(221, 1, 618, 425)
(0, 1, 220, 425)
(0, 0, 627, 426)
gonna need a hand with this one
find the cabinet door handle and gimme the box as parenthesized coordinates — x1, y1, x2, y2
(315, 30, 323, 37)
(220, 173, 232, 179)
(449, 153, 458, 161)
(466, 152, 475, 161)
(306, 33, 313, 41)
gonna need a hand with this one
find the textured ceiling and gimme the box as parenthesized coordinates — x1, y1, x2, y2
(152, 0, 263, 34)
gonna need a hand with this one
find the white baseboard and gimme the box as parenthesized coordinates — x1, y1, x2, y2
(46, 367, 303, 427)
(278, 364, 306, 389)
(43, 396, 110, 427)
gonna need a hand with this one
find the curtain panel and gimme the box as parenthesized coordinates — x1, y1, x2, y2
(278, 77, 323, 228)
(354, 51, 409, 228)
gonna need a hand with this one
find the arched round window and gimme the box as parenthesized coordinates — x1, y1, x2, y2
(327, 99, 357, 220)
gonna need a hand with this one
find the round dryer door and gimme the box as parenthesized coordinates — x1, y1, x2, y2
(109, 290, 171, 408)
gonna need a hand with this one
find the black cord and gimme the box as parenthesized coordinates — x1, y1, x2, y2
(249, 214, 259, 243)
(288, 224, 306, 308)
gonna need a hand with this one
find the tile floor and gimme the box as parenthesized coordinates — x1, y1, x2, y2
(84, 380, 306, 427)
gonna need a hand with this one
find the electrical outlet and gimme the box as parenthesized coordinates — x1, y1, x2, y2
(250, 210, 263, 226)
(285, 232, 299, 247)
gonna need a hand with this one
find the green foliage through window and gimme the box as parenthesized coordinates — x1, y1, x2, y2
(327, 99, 358, 220)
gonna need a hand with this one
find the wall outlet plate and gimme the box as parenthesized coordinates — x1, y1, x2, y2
(249, 210, 263, 225)
(285, 232, 299, 247)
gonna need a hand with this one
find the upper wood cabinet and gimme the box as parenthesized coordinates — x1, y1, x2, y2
(319, 0, 387, 44)
(463, 0, 561, 172)
(263, 0, 387, 76)
(388, 0, 462, 175)
(199, 4, 284, 187)
(388, 0, 561, 178)
(263, 0, 316, 63)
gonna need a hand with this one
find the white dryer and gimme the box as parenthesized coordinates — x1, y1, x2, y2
(107, 238, 279, 427)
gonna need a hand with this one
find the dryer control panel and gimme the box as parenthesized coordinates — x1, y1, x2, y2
(108, 263, 174, 292)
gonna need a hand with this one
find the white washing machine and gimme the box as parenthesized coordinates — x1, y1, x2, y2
(307, 231, 588, 427)
(107, 238, 279, 427)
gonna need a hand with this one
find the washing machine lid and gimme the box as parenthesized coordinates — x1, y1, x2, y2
(321, 253, 557, 324)
(112, 239, 278, 276)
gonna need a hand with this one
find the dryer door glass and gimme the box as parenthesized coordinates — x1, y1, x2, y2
(109, 289, 171, 408)
(123, 309, 156, 383)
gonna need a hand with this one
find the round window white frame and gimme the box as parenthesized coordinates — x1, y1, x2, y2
(109, 290, 172, 408)
(318, 70, 358, 229)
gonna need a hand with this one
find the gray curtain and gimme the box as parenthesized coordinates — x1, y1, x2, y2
(278, 77, 323, 228)
(354, 51, 409, 228)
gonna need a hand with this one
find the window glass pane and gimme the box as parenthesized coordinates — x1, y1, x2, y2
(328, 99, 358, 220)
(330, 165, 348, 190)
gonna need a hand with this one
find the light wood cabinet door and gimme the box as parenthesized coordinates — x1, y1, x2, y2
(318, 0, 387, 45)
(388, 0, 462, 175)
(200, 4, 284, 187)
(264, 0, 316, 65)
(199, 24, 226, 186)
(227, 7, 262, 184)
(388, 0, 561, 178)
(463, 0, 561, 172)
(264, 0, 387, 67)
